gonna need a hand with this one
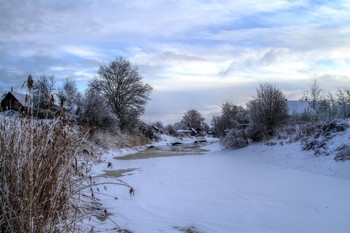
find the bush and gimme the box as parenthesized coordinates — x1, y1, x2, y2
(245, 123, 265, 142)
(87, 126, 152, 149)
(334, 145, 350, 161)
(79, 89, 120, 132)
(221, 129, 248, 149)
(298, 120, 349, 139)
(288, 120, 349, 156)
(0, 116, 99, 232)
(137, 123, 161, 141)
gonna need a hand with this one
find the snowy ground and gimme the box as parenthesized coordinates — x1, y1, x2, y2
(88, 134, 350, 233)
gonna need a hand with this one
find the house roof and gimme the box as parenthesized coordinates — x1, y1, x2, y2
(9, 91, 29, 107)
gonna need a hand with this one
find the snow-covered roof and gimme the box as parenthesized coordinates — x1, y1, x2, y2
(176, 129, 193, 133)
(10, 92, 28, 107)
(176, 128, 198, 134)
(287, 100, 315, 115)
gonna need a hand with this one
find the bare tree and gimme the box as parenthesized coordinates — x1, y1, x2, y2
(90, 57, 153, 131)
(336, 89, 350, 118)
(310, 79, 322, 111)
(301, 80, 321, 106)
(211, 102, 248, 137)
(247, 83, 288, 140)
(33, 75, 56, 110)
(319, 92, 337, 119)
(180, 109, 206, 130)
(58, 79, 80, 113)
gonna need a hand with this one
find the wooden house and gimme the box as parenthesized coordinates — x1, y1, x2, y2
(1, 92, 29, 112)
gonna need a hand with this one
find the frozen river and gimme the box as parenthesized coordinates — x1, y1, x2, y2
(90, 138, 350, 233)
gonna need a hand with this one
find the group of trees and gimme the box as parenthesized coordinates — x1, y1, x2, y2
(212, 83, 288, 148)
(301, 80, 350, 119)
(212, 81, 350, 149)
(164, 83, 289, 149)
(174, 81, 349, 149)
(32, 76, 82, 118)
(317, 89, 350, 119)
(19, 57, 153, 134)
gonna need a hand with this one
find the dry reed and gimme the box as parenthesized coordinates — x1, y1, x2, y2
(0, 115, 99, 232)
(88, 128, 151, 149)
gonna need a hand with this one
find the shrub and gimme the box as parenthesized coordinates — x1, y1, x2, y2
(292, 120, 349, 156)
(334, 144, 350, 161)
(79, 89, 120, 132)
(0, 116, 99, 232)
(221, 129, 248, 149)
(245, 123, 265, 142)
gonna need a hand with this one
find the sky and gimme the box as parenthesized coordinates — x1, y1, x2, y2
(1, 0, 349, 124)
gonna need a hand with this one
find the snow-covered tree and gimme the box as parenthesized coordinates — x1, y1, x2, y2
(33, 75, 56, 110)
(247, 83, 288, 141)
(90, 57, 153, 131)
(309, 80, 322, 112)
(58, 79, 81, 113)
(180, 109, 206, 130)
(212, 103, 248, 137)
(301, 80, 322, 116)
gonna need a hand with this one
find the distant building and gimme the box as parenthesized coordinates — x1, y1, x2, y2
(1, 91, 29, 112)
(286, 100, 315, 116)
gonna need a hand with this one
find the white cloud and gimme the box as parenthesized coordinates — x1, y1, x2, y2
(50, 66, 66, 71)
(62, 46, 102, 59)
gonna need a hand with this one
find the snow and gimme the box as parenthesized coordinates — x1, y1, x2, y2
(89, 134, 350, 233)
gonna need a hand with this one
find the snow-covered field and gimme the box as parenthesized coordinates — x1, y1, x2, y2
(89, 133, 350, 233)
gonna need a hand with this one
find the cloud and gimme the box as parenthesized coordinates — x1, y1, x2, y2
(0, 0, 349, 122)
(219, 48, 289, 75)
(62, 46, 103, 60)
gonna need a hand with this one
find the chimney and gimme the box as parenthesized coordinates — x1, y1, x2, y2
(11, 87, 13, 92)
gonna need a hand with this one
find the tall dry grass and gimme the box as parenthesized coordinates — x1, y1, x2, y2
(0, 115, 99, 232)
(88, 127, 151, 149)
